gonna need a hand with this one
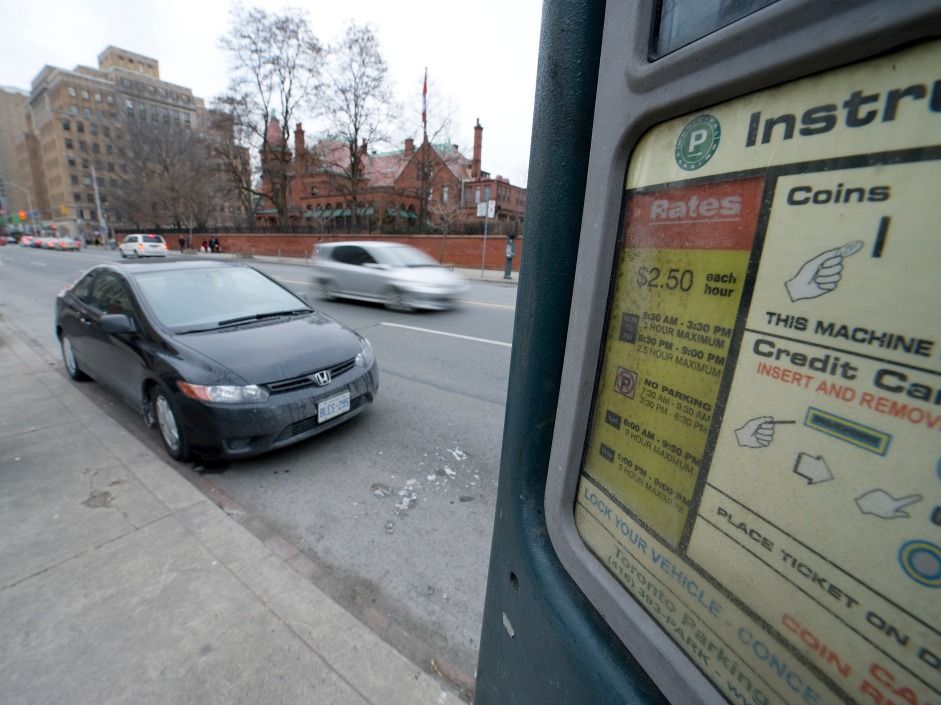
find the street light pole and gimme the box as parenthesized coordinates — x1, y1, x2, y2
(7, 181, 37, 234)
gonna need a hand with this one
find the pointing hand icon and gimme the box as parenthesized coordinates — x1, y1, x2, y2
(735, 416, 775, 448)
(786, 240, 863, 302)
(856, 490, 922, 519)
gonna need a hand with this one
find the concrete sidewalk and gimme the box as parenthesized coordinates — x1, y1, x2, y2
(0, 317, 465, 705)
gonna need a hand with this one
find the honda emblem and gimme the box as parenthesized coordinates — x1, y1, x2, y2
(313, 370, 331, 386)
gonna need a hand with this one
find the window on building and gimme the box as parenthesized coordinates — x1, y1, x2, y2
(106, 95, 114, 104)
(65, 138, 73, 149)
(73, 193, 81, 203)
(81, 90, 89, 100)
(126, 99, 133, 115)
(79, 141, 87, 152)
(81, 159, 89, 169)
(67, 156, 76, 168)
(62, 119, 70, 131)
(103, 126, 110, 138)
(70, 104, 78, 114)
(95, 93, 101, 102)
(76, 121, 84, 133)
(86, 193, 94, 203)
(92, 143, 100, 154)
(106, 144, 113, 155)
(68, 87, 76, 97)
(475, 187, 481, 204)
(90, 123, 97, 135)
(70, 174, 79, 185)
(95, 160, 103, 171)
(442, 186, 448, 204)
(84, 176, 92, 186)
(83, 107, 91, 116)
(484, 186, 492, 202)
(107, 162, 114, 172)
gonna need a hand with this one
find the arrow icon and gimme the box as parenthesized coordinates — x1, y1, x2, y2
(793, 453, 832, 484)
(856, 490, 922, 519)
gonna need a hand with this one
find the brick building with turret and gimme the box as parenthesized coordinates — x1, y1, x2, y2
(256, 119, 526, 235)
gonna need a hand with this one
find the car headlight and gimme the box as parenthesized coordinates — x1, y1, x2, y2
(177, 381, 270, 403)
(354, 336, 375, 368)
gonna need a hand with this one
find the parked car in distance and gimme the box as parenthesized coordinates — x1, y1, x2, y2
(56, 236, 82, 251)
(311, 241, 470, 311)
(55, 260, 378, 461)
(119, 233, 168, 258)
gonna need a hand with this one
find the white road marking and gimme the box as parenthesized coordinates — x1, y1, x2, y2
(380, 322, 512, 348)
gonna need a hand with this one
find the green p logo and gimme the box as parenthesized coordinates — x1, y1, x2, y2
(675, 114, 721, 171)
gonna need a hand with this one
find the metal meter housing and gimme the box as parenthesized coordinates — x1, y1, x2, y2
(545, 2, 941, 705)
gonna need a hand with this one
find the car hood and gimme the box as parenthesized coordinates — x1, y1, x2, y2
(392, 266, 468, 288)
(174, 311, 362, 384)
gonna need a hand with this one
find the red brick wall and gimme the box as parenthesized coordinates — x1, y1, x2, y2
(202, 233, 523, 271)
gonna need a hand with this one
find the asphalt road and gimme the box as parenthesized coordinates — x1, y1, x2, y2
(0, 244, 517, 690)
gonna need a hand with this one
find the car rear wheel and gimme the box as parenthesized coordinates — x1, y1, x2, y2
(319, 279, 337, 301)
(152, 385, 190, 462)
(60, 335, 89, 381)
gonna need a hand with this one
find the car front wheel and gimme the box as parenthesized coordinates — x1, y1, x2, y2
(60, 334, 89, 381)
(152, 385, 190, 461)
(385, 287, 412, 312)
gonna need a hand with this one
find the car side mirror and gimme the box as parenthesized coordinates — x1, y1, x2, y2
(100, 313, 137, 334)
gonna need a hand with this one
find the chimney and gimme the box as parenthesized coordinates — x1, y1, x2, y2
(294, 122, 305, 157)
(405, 137, 415, 156)
(472, 118, 483, 179)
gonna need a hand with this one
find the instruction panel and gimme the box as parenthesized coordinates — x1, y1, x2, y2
(576, 41, 940, 705)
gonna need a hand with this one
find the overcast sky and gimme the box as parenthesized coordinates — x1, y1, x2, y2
(0, 0, 544, 186)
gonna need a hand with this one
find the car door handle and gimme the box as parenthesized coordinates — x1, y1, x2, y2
(80, 316, 93, 326)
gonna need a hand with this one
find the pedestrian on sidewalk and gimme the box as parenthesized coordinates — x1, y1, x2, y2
(178, 237, 185, 254)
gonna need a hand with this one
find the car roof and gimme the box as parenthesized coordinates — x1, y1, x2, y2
(319, 241, 411, 250)
(87, 259, 251, 275)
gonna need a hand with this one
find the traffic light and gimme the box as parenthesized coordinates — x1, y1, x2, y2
(18, 211, 27, 222)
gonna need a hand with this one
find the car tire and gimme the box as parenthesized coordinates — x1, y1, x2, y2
(60, 334, 89, 381)
(385, 287, 412, 312)
(152, 384, 190, 462)
(134, 250, 141, 258)
(319, 279, 337, 301)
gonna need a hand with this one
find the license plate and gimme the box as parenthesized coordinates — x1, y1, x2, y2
(318, 390, 350, 423)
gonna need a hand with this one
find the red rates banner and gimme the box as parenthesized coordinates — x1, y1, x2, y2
(625, 176, 765, 251)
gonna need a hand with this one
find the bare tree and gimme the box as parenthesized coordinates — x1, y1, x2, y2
(215, 5, 322, 225)
(321, 23, 394, 228)
(111, 117, 224, 230)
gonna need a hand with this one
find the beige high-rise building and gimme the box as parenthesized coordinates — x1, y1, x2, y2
(0, 86, 35, 222)
(18, 46, 216, 239)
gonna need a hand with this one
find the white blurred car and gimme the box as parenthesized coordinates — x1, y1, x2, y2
(311, 241, 469, 311)
(119, 233, 168, 258)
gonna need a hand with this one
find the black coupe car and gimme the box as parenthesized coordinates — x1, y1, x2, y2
(55, 260, 378, 461)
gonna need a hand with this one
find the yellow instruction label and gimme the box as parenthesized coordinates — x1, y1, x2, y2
(577, 40, 941, 705)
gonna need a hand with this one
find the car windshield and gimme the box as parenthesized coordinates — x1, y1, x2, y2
(132, 266, 309, 331)
(379, 245, 439, 268)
